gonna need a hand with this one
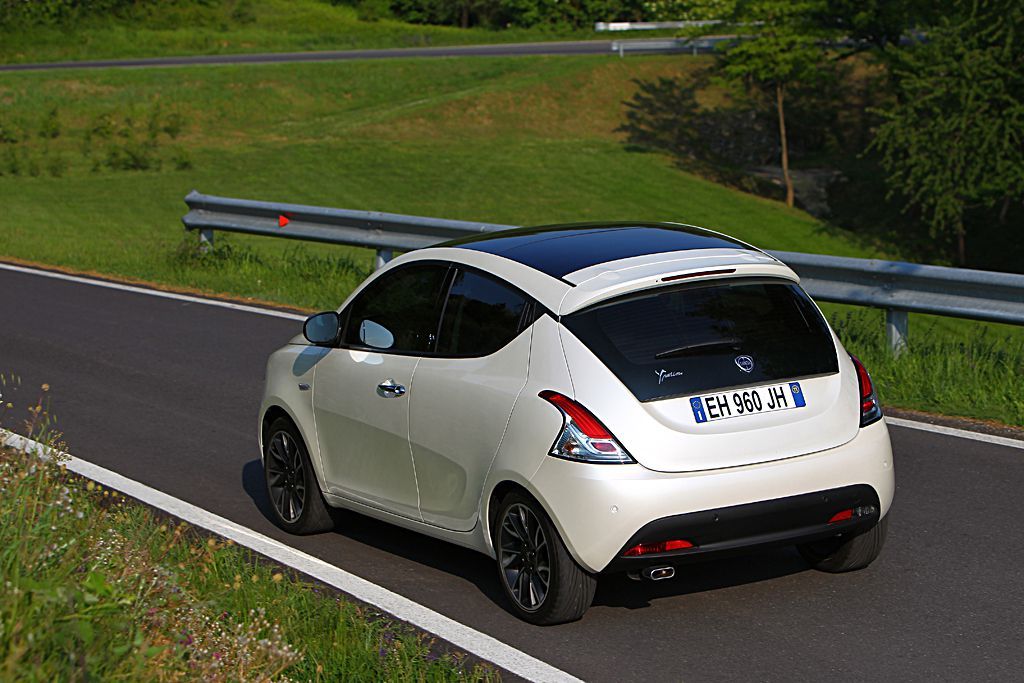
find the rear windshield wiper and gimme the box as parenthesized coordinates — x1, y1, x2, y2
(654, 338, 741, 359)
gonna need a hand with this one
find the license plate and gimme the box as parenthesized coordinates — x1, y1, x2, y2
(690, 382, 806, 423)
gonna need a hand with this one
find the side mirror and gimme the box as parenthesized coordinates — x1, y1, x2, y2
(303, 311, 341, 346)
(359, 319, 394, 349)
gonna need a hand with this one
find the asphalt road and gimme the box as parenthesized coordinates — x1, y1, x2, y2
(1, 264, 1022, 681)
(0, 38, 714, 72)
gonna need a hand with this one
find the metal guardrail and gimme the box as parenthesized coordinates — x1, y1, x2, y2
(182, 191, 1024, 352)
(609, 37, 725, 56)
(770, 252, 1024, 352)
(595, 20, 724, 32)
(182, 190, 508, 269)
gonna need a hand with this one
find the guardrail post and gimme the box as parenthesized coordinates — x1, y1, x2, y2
(375, 249, 393, 270)
(199, 228, 214, 252)
(886, 309, 908, 356)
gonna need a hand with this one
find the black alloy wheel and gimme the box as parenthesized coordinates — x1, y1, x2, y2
(494, 491, 596, 625)
(262, 417, 334, 534)
(266, 429, 305, 523)
(499, 502, 551, 613)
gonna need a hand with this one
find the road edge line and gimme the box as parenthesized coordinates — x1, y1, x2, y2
(0, 430, 583, 683)
(885, 416, 1024, 450)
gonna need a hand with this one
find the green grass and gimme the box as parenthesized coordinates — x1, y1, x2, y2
(0, 56, 876, 309)
(0, 0, 648, 65)
(0, 389, 497, 680)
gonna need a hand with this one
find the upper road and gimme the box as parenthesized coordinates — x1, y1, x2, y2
(1, 263, 1021, 681)
(0, 37, 712, 72)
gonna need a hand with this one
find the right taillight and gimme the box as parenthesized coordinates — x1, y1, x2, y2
(539, 391, 635, 464)
(850, 354, 882, 427)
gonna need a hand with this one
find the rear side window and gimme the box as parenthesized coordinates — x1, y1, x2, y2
(562, 278, 838, 402)
(343, 264, 449, 354)
(437, 269, 528, 357)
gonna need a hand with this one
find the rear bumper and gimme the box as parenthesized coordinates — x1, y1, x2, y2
(527, 418, 895, 573)
(603, 483, 880, 573)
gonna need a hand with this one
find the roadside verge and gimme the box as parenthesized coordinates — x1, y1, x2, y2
(0, 429, 582, 683)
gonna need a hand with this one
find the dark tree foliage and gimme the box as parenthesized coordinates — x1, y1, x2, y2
(811, 0, 941, 51)
(0, 0, 164, 26)
(870, 0, 1024, 265)
(618, 76, 777, 169)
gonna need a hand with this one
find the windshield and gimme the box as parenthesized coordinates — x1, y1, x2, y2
(561, 278, 838, 402)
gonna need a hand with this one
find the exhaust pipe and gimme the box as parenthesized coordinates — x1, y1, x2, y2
(642, 566, 675, 581)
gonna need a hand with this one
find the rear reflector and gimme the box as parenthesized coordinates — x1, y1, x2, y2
(623, 539, 694, 557)
(829, 509, 854, 524)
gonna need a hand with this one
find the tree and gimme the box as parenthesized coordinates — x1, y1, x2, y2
(718, 1, 830, 207)
(643, 0, 737, 22)
(870, 0, 1024, 265)
(811, 0, 940, 52)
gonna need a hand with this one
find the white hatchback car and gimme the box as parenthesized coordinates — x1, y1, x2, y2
(259, 223, 894, 625)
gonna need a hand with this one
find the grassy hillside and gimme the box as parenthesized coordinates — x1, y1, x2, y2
(0, 55, 878, 308)
(0, 0, 619, 65)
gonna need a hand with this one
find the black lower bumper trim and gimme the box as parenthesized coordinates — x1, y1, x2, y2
(604, 484, 881, 573)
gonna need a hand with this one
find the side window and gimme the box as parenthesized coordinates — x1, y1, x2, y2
(437, 269, 529, 357)
(343, 264, 449, 354)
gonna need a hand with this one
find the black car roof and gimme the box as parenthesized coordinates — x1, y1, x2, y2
(442, 222, 755, 279)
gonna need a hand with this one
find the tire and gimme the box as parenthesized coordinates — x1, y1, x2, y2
(798, 515, 889, 573)
(263, 417, 334, 535)
(494, 491, 597, 625)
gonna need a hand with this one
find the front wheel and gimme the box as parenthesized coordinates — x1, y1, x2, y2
(798, 515, 889, 572)
(263, 417, 334, 535)
(495, 492, 596, 625)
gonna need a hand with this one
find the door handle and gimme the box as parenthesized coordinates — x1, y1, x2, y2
(377, 378, 406, 398)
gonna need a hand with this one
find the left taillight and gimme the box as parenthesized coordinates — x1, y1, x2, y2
(850, 354, 883, 427)
(539, 391, 635, 464)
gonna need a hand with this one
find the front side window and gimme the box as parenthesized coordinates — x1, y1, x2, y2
(343, 264, 449, 354)
(437, 269, 529, 357)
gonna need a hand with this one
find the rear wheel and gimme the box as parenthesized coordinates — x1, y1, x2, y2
(263, 417, 334, 534)
(798, 515, 888, 572)
(495, 492, 596, 625)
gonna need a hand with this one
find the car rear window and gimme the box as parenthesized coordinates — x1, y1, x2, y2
(561, 278, 838, 402)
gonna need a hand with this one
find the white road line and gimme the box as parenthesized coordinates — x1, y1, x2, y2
(0, 430, 582, 683)
(885, 417, 1024, 451)
(5, 260, 1022, 451)
(0, 262, 306, 322)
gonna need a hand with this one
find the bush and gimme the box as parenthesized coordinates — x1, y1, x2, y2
(2, 145, 19, 175)
(38, 105, 61, 139)
(355, 0, 392, 22)
(171, 146, 193, 170)
(0, 120, 20, 144)
(45, 152, 67, 177)
(104, 140, 158, 171)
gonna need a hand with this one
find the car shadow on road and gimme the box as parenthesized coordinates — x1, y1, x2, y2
(241, 458, 508, 607)
(242, 459, 811, 614)
(593, 549, 810, 610)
